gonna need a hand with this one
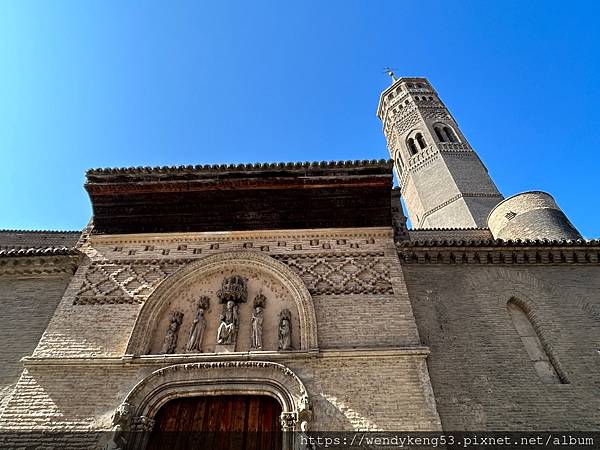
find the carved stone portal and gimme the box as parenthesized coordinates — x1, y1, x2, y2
(117, 361, 312, 450)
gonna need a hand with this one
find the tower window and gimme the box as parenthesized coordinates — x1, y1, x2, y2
(507, 300, 567, 384)
(434, 127, 445, 142)
(443, 126, 458, 143)
(407, 138, 418, 155)
(416, 133, 427, 149)
(396, 157, 404, 175)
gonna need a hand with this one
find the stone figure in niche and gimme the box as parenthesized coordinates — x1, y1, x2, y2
(278, 308, 292, 351)
(215, 275, 247, 346)
(161, 311, 183, 354)
(217, 300, 239, 345)
(186, 296, 209, 352)
(250, 291, 266, 350)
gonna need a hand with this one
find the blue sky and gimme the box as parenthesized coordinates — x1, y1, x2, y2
(0, 1, 598, 236)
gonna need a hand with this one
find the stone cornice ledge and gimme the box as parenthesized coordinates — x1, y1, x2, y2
(89, 226, 394, 245)
(22, 346, 430, 367)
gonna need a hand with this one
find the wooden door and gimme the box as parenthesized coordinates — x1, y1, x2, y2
(146, 395, 282, 450)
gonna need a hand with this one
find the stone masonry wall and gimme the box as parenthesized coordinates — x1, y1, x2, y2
(403, 263, 600, 430)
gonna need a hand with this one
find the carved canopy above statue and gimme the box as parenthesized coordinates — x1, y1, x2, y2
(125, 251, 318, 355)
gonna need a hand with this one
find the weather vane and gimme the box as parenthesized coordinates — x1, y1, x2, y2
(383, 67, 398, 82)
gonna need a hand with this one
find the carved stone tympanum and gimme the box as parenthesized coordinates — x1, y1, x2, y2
(161, 311, 183, 354)
(186, 296, 209, 353)
(251, 291, 266, 350)
(278, 308, 292, 351)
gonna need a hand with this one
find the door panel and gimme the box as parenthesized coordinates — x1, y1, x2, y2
(147, 395, 282, 450)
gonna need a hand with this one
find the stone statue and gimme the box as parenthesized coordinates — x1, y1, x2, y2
(278, 308, 292, 351)
(186, 296, 209, 352)
(250, 292, 266, 350)
(104, 402, 131, 450)
(217, 300, 239, 345)
(161, 311, 183, 354)
(215, 275, 247, 347)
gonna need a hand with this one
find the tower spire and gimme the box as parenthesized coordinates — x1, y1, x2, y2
(383, 68, 398, 82)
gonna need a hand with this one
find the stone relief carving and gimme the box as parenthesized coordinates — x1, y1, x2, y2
(251, 291, 266, 350)
(104, 402, 132, 450)
(275, 253, 393, 295)
(161, 311, 183, 354)
(279, 308, 292, 351)
(185, 296, 209, 352)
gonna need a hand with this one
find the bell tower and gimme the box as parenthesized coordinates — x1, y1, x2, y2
(377, 77, 503, 228)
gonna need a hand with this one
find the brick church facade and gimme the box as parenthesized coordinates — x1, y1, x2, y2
(0, 77, 598, 448)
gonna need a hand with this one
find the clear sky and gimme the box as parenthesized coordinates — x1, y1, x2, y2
(1, 1, 598, 236)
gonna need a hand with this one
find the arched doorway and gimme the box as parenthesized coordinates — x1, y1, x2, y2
(147, 395, 282, 450)
(115, 361, 312, 450)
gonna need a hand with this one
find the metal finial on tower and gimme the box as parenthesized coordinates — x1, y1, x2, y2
(383, 67, 398, 82)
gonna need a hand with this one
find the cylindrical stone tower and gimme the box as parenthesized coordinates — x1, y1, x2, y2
(487, 191, 582, 241)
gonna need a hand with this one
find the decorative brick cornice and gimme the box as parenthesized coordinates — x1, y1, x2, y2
(0, 251, 82, 276)
(0, 229, 80, 234)
(0, 246, 79, 257)
(397, 239, 600, 265)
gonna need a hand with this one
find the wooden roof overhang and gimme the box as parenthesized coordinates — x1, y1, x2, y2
(85, 160, 394, 234)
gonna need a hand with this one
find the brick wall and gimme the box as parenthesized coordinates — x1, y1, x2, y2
(0, 273, 72, 412)
(403, 264, 600, 430)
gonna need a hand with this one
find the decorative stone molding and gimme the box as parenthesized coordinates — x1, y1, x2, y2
(397, 240, 600, 265)
(125, 251, 318, 354)
(274, 252, 393, 295)
(119, 361, 311, 449)
(73, 259, 191, 305)
(87, 226, 393, 248)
